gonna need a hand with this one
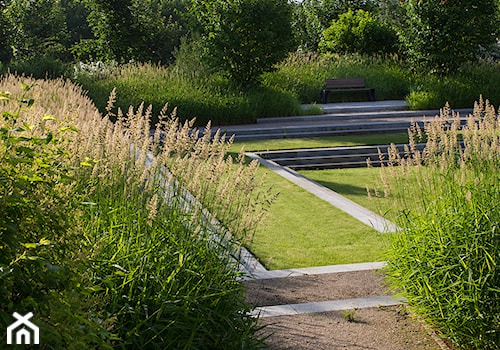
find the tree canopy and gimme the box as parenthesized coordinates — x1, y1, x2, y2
(397, 0, 500, 73)
(193, 0, 296, 84)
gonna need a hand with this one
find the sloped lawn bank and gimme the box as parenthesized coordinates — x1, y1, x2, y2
(0, 75, 273, 349)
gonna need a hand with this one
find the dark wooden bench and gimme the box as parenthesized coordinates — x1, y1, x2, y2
(320, 78, 376, 104)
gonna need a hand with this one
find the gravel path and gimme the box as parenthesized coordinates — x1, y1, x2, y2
(243, 269, 450, 349)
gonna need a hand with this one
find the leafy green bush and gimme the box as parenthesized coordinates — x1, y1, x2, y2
(0, 83, 110, 348)
(292, 0, 380, 51)
(319, 9, 399, 55)
(397, 0, 500, 73)
(382, 100, 500, 349)
(2, 0, 69, 61)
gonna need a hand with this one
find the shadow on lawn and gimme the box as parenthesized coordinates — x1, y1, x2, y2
(311, 179, 369, 198)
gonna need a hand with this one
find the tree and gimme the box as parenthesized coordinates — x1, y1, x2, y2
(292, 0, 324, 51)
(292, 0, 378, 51)
(0, 1, 12, 62)
(132, 0, 191, 63)
(193, 0, 296, 84)
(3, 0, 69, 61)
(82, 0, 191, 63)
(83, 0, 143, 61)
(318, 9, 398, 55)
(398, 0, 500, 73)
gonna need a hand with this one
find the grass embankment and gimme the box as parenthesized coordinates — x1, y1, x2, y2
(0, 75, 272, 348)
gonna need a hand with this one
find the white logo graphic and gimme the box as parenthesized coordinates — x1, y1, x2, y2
(6, 312, 40, 345)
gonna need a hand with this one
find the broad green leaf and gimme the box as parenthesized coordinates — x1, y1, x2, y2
(20, 81, 29, 91)
(22, 122, 34, 131)
(59, 125, 79, 134)
(38, 238, 52, 246)
(28, 174, 44, 182)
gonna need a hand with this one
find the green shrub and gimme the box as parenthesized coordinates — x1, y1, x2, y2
(382, 100, 500, 349)
(293, 0, 379, 51)
(319, 9, 399, 55)
(1, 56, 72, 79)
(0, 83, 110, 348)
(404, 90, 438, 110)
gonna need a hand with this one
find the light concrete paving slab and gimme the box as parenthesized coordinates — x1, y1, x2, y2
(300, 100, 409, 115)
(245, 152, 398, 233)
(253, 295, 407, 318)
(243, 261, 387, 280)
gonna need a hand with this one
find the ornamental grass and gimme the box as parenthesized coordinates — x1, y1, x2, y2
(0, 74, 274, 348)
(379, 98, 500, 349)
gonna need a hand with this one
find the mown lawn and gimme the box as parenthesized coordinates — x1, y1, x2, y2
(298, 167, 397, 219)
(247, 168, 388, 270)
(231, 132, 409, 152)
(243, 133, 407, 270)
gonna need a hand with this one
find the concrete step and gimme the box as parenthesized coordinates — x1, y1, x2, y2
(231, 127, 409, 141)
(256, 143, 428, 170)
(257, 141, 464, 170)
(258, 106, 472, 125)
(220, 116, 469, 141)
(288, 161, 383, 170)
(226, 120, 426, 140)
(260, 143, 426, 160)
(272, 153, 379, 165)
(300, 100, 409, 115)
(257, 109, 443, 125)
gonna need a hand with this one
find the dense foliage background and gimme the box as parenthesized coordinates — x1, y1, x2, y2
(1, 0, 499, 78)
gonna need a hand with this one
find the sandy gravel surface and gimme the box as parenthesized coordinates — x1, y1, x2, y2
(257, 306, 442, 350)
(244, 270, 450, 349)
(244, 270, 387, 307)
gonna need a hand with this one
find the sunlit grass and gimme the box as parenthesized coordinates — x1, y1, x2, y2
(298, 167, 396, 218)
(247, 168, 387, 270)
(231, 132, 409, 152)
